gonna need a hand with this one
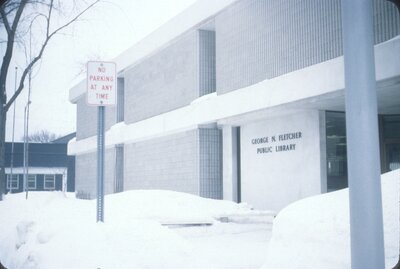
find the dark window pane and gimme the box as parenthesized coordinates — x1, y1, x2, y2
(326, 111, 348, 192)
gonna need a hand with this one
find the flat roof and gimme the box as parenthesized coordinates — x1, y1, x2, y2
(69, 0, 238, 103)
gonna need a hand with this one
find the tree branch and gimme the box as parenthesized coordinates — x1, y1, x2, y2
(4, 0, 100, 111)
(0, 2, 11, 34)
(1, 2, 21, 20)
(47, 0, 99, 40)
(17, 12, 47, 41)
(46, 0, 54, 38)
(0, 0, 8, 8)
(11, 0, 28, 33)
(0, 0, 28, 105)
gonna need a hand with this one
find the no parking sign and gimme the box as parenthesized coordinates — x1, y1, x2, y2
(86, 61, 117, 223)
(87, 61, 116, 106)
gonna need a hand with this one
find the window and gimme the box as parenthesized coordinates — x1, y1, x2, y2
(381, 115, 400, 172)
(6, 174, 19, 190)
(117, 78, 124, 123)
(27, 175, 37, 190)
(326, 111, 348, 192)
(44, 175, 55, 190)
(114, 144, 124, 193)
(198, 30, 216, 97)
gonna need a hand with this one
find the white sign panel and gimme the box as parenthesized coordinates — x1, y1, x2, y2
(240, 111, 322, 211)
(87, 61, 116, 106)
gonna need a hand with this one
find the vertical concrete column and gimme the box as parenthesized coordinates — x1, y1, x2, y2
(222, 125, 240, 202)
(341, 0, 385, 268)
(318, 111, 327, 193)
(222, 126, 233, 201)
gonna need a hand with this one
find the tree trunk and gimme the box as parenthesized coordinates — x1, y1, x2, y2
(0, 105, 6, 201)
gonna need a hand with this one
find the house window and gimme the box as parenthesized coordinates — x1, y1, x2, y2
(27, 175, 37, 190)
(44, 175, 55, 190)
(6, 174, 19, 190)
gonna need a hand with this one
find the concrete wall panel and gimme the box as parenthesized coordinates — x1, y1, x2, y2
(124, 130, 200, 195)
(240, 110, 323, 211)
(124, 31, 199, 124)
(75, 148, 115, 199)
(216, 0, 400, 94)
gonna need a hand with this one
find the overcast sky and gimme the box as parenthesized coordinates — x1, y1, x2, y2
(4, 0, 197, 142)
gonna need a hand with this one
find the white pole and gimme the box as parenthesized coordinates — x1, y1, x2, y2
(24, 25, 34, 199)
(23, 104, 28, 196)
(341, 1, 385, 268)
(25, 68, 32, 200)
(10, 67, 17, 193)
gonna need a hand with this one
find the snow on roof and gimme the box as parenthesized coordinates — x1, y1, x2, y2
(113, 0, 237, 73)
(69, 0, 238, 103)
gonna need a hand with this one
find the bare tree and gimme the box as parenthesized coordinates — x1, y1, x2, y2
(22, 129, 61, 143)
(0, 0, 99, 200)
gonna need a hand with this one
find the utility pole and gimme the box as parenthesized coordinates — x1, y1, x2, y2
(24, 28, 33, 200)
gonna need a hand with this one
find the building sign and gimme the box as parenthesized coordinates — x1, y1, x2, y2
(87, 61, 116, 106)
(251, 131, 303, 154)
(240, 112, 322, 211)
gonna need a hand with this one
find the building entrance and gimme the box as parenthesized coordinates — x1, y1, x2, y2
(385, 143, 400, 171)
(326, 111, 347, 192)
(326, 112, 400, 192)
(381, 115, 400, 172)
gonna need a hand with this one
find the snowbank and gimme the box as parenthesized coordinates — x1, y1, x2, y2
(105, 190, 269, 224)
(0, 190, 259, 269)
(262, 169, 400, 269)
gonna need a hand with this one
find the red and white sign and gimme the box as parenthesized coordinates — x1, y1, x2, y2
(87, 61, 116, 106)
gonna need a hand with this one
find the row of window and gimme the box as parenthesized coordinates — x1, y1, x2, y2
(6, 174, 56, 190)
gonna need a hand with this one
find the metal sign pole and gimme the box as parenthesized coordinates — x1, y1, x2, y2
(97, 106, 105, 222)
(87, 61, 115, 223)
(341, 0, 385, 268)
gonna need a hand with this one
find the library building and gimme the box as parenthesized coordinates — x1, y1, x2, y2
(69, 0, 400, 211)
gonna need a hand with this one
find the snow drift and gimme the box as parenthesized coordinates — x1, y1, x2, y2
(0, 190, 258, 269)
(262, 169, 400, 269)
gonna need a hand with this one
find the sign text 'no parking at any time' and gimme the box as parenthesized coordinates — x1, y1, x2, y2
(87, 61, 116, 106)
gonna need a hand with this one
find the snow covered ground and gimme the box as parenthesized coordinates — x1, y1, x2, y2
(0, 190, 273, 269)
(175, 222, 272, 269)
(0, 170, 398, 269)
(262, 169, 400, 269)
